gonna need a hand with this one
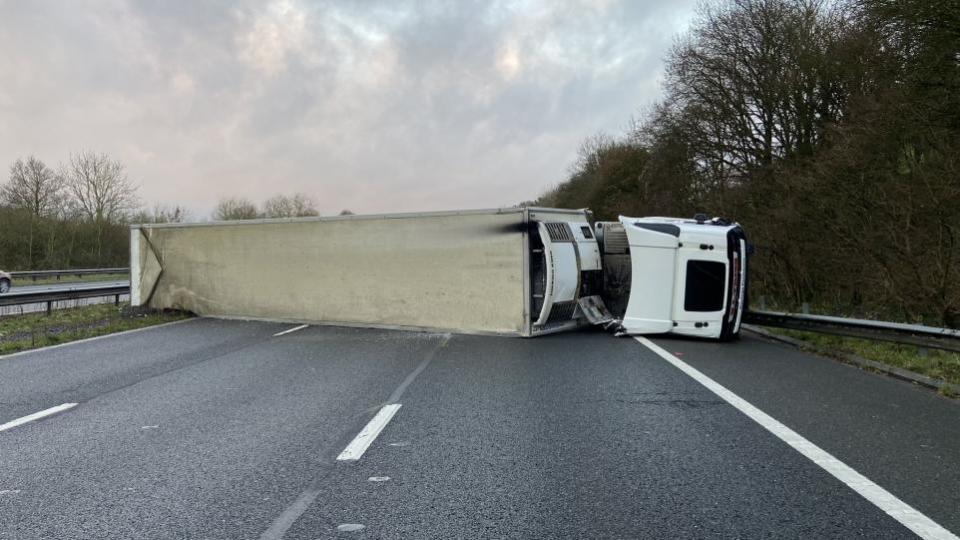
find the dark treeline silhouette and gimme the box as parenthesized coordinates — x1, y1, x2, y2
(537, 0, 959, 327)
(213, 194, 320, 221)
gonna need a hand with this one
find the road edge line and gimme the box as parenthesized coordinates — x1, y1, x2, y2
(0, 403, 78, 433)
(0, 317, 196, 362)
(635, 336, 958, 540)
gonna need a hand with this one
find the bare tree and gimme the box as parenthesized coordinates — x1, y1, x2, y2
(572, 132, 615, 174)
(63, 151, 138, 223)
(2, 156, 64, 217)
(214, 197, 259, 220)
(261, 193, 319, 218)
(2, 156, 66, 267)
(61, 151, 138, 265)
(666, 0, 845, 184)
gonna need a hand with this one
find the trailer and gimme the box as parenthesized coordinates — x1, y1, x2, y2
(130, 208, 747, 339)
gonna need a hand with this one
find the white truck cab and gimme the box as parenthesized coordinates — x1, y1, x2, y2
(595, 215, 747, 340)
(527, 211, 747, 341)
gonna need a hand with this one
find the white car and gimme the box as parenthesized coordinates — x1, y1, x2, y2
(0, 270, 11, 294)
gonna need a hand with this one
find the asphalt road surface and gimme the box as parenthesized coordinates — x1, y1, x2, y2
(0, 318, 957, 539)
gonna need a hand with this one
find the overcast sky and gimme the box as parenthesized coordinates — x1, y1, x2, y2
(0, 0, 697, 217)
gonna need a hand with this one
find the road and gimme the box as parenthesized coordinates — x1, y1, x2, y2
(0, 318, 957, 539)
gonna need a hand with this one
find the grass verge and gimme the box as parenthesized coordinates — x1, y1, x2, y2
(0, 303, 189, 356)
(771, 328, 960, 396)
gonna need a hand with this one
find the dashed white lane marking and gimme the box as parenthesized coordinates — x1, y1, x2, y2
(635, 336, 958, 540)
(336, 524, 365, 532)
(335, 335, 449, 463)
(0, 403, 77, 433)
(367, 476, 390, 482)
(273, 324, 309, 337)
(258, 488, 321, 540)
(0, 490, 21, 496)
(259, 335, 450, 540)
(336, 404, 402, 461)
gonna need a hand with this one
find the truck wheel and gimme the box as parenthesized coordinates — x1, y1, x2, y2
(0, 279, 9, 294)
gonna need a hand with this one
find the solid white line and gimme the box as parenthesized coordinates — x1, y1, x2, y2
(0, 403, 78, 433)
(273, 324, 308, 337)
(635, 336, 958, 540)
(336, 404, 402, 461)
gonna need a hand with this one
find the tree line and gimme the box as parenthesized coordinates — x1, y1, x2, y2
(536, 0, 959, 327)
(212, 195, 352, 220)
(0, 152, 138, 270)
(0, 152, 330, 271)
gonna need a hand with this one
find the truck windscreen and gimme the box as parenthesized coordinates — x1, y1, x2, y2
(684, 260, 726, 312)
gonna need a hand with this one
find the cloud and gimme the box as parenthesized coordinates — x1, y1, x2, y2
(238, 0, 309, 76)
(0, 0, 697, 217)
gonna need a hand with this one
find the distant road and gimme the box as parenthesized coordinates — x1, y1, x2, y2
(0, 320, 957, 539)
(0, 280, 131, 316)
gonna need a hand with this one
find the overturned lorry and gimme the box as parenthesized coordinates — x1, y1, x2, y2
(130, 207, 746, 339)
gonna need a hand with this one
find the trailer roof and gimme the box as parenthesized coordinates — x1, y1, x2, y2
(131, 206, 591, 230)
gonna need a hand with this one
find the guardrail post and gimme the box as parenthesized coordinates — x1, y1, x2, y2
(115, 294, 120, 306)
(46, 300, 52, 315)
(801, 302, 810, 314)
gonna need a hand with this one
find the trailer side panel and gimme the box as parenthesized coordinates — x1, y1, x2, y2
(132, 211, 528, 335)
